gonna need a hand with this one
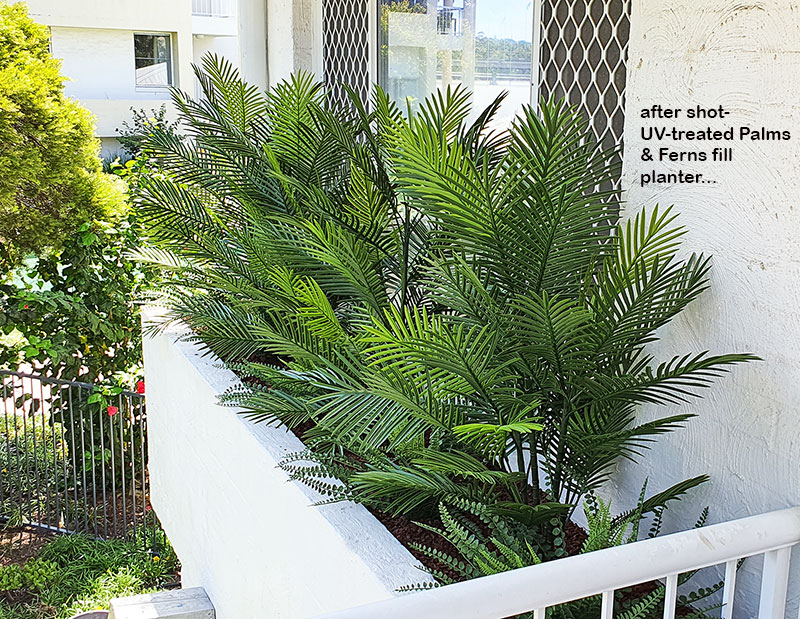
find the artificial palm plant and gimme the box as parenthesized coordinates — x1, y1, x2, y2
(138, 57, 755, 539)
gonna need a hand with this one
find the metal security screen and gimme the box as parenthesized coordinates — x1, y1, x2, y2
(538, 0, 631, 151)
(322, 0, 371, 105)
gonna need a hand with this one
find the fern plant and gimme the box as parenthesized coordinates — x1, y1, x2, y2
(406, 488, 725, 619)
(137, 57, 756, 532)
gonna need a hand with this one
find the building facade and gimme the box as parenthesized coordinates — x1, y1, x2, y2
(25, 0, 268, 154)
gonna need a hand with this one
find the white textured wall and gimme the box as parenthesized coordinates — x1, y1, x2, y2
(614, 2, 800, 616)
(264, 0, 324, 86)
(142, 320, 433, 619)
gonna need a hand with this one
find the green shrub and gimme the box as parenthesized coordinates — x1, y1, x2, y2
(0, 209, 156, 383)
(116, 105, 179, 159)
(0, 531, 179, 618)
(0, 2, 126, 267)
(21, 559, 59, 592)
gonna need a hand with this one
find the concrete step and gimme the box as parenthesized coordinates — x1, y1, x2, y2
(109, 587, 214, 619)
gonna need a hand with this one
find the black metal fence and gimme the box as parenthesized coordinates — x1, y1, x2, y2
(0, 370, 153, 545)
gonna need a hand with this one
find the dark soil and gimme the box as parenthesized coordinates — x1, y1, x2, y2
(0, 588, 38, 606)
(0, 527, 54, 567)
(368, 509, 461, 580)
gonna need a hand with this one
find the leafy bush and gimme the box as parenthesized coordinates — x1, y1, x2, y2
(0, 2, 126, 267)
(116, 105, 179, 159)
(0, 203, 158, 384)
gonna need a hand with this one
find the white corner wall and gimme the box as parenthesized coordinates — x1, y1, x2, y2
(616, 2, 800, 616)
(142, 318, 433, 619)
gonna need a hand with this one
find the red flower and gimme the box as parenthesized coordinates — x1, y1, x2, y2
(23, 304, 29, 309)
(107, 405, 119, 417)
(135, 380, 145, 394)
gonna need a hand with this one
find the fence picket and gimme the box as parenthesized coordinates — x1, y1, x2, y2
(600, 590, 614, 619)
(662, 574, 678, 619)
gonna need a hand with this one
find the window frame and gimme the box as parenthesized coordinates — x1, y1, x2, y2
(133, 31, 174, 89)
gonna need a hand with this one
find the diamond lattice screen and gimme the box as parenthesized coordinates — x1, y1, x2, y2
(538, 0, 631, 153)
(323, 0, 371, 106)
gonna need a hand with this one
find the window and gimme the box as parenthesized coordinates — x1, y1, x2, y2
(134, 33, 173, 87)
(320, 1, 630, 149)
(376, 0, 533, 128)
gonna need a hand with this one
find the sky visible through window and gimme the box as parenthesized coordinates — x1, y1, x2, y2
(475, 0, 532, 42)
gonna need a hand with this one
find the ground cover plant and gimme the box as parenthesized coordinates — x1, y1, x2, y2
(0, 528, 177, 619)
(137, 57, 755, 616)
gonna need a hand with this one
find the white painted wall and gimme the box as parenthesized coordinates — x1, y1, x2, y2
(612, 1, 800, 616)
(142, 318, 433, 619)
(237, 0, 269, 91)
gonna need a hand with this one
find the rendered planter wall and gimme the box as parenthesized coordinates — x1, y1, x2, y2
(142, 316, 433, 619)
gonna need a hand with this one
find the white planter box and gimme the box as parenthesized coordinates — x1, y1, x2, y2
(142, 316, 433, 619)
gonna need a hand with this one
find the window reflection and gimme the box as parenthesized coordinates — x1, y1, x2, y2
(378, 0, 533, 128)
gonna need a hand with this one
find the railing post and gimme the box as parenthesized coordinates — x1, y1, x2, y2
(721, 559, 738, 619)
(663, 573, 678, 619)
(600, 590, 614, 619)
(758, 547, 792, 618)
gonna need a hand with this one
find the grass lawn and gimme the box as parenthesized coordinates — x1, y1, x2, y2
(0, 528, 178, 619)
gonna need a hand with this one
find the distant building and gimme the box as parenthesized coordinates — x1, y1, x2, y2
(25, 0, 268, 154)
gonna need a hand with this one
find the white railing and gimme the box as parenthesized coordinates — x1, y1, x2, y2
(191, 0, 236, 18)
(316, 507, 800, 619)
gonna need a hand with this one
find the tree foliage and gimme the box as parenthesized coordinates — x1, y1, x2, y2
(0, 154, 164, 384)
(0, 2, 125, 267)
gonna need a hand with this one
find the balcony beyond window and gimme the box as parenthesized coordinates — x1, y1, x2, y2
(192, 0, 236, 18)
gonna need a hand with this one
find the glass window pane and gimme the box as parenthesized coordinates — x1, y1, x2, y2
(134, 34, 172, 86)
(134, 34, 152, 58)
(378, 0, 532, 129)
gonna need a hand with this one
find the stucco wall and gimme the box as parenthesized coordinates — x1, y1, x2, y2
(614, 1, 800, 616)
(142, 319, 433, 619)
